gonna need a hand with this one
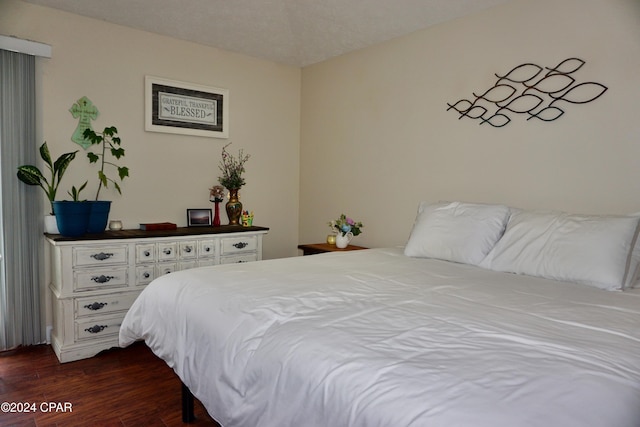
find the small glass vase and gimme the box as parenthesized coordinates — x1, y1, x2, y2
(225, 188, 242, 225)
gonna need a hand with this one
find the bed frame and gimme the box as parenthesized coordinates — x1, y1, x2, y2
(181, 381, 195, 423)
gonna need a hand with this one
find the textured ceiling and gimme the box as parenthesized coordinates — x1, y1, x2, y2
(22, 0, 513, 67)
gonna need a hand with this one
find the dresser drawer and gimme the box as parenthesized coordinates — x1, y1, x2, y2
(136, 243, 156, 263)
(73, 246, 128, 267)
(179, 241, 198, 259)
(198, 240, 217, 258)
(74, 267, 129, 292)
(179, 260, 198, 270)
(158, 242, 178, 261)
(157, 262, 177, 276)
(220, 253, 258, 264)
(198, 258, 217, 267)
(136, 265, 156, 285)
(75, 292, 139, 318)
(221, 236, 257, 254)
(75, 314, 123, 341)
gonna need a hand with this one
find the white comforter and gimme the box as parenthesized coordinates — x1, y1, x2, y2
(119, 248, 640, 427)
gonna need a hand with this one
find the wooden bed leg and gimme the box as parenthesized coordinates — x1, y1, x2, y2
(181, 381, 196, 423)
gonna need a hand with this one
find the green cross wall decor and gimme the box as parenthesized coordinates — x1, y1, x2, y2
(69, 96, 99, 149)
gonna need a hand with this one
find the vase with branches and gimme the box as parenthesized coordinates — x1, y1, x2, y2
(217, 143, 249, 225)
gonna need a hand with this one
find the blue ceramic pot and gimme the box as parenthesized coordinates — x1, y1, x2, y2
(86, 200, 112, 234)
(52, 201, 91, 237)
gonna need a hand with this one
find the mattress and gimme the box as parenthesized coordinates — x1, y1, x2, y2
(119, 247, 640, 427)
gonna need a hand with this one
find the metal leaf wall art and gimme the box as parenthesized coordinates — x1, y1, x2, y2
(446, 58, 608, 128)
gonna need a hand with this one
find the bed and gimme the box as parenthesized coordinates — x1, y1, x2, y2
(119, 202, 640, 427)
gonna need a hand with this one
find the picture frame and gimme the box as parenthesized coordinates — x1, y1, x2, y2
(145, 76, 229, 138)
(187, 209, 212, 227)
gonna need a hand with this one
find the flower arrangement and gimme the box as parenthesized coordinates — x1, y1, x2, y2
(209, 185, 225, 202)
(329, 214, 363, 237)
(209, 184, 225, 227)
(218, 142, 250, 189)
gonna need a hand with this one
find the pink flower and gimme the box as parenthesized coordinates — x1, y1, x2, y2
(328, 214, 363, 237)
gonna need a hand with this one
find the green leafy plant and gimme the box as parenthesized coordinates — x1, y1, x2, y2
(83, 126, 129, 200)
(67, 181, 88, 201)
(17, 142, 78, 214)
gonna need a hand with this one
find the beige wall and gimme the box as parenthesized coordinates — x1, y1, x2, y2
(299, 0, 640, 249)
(1, 0, 301, 261)
(3, 0, 640, 333)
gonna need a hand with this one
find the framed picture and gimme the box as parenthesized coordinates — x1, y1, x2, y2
(187, 209, 212, 227)
(145, 76, 229, 138)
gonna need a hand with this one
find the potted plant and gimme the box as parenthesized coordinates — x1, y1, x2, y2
(52, 182, 91, 237)
(17, 142, 78, 233)
(82, 125, 129, 233)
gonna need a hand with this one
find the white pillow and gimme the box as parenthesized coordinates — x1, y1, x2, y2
(480, 210, 640, 290)
(404, 201, 510, 266)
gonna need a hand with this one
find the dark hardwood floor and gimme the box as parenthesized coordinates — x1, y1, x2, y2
(0, 342, 220, 427)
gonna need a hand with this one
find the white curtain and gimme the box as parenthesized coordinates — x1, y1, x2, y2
(0, 49, 44, 350)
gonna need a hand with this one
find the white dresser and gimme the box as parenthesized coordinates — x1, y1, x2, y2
(46, 225, 269, 363)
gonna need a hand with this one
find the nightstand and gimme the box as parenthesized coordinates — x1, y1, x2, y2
(298, 243, 368, 256)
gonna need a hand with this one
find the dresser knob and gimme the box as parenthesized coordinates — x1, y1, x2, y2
(144, 250, 151, 257)
(84, 325, 107, 334)
(205, 247, 211, 252)
(233, 242, 248, 249)
(84, 302, 108, 311)
(91, 275, 115, 283)
(163, 248, 172, 255)
(143, 272, 150, 279)
(184, 246, 192, 253)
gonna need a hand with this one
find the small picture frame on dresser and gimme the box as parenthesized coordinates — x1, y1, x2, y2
(187, 209, 212, 227)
